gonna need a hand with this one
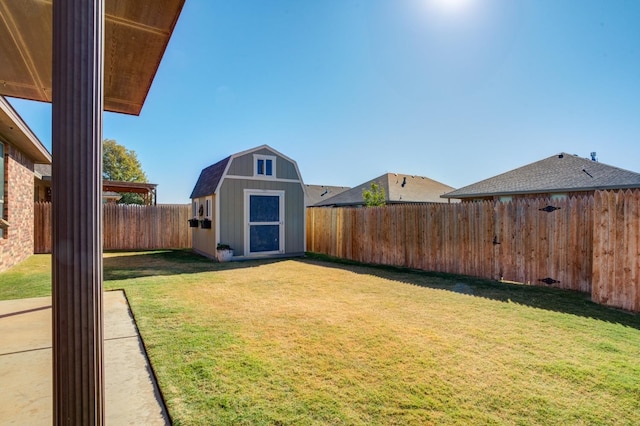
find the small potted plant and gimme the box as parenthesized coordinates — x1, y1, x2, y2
(200, 218, 212, 229)
(216, 243, 234, 262)
(188, 217, 199, 227)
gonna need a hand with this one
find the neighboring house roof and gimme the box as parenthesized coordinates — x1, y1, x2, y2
(103, 191, 122, 201)
(305, 184, 350, 206)
(190, 156, 231, 199)
(442, 152, 640, 199)
(34, 163, 52, 180)
(0, 96, 51, 164)
(315, 173, 455, 207)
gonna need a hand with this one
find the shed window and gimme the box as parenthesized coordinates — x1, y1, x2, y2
(255, 155, 276, 178)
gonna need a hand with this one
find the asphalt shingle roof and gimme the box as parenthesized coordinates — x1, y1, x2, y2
(34, 163, 52, 178)
(315, 173, 455, 207)
(305, 185, 350, 207)
(189, 156, 230, 199)
(442, 153, 640, 199)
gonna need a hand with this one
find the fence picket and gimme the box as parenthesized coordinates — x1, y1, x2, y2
(34, 203, 192, 253)
(306, 190, 640, 313)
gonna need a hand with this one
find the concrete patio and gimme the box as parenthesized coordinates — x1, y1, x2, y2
(0, 290, 169, 425)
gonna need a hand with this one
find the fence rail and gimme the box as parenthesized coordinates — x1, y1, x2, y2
(307, 190, 640, 312)
(34, 202, 192, 253)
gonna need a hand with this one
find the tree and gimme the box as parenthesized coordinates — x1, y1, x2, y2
(103, 139, 148, 204)
(362, 182, 386, 207)
(103, 139, 147, 182)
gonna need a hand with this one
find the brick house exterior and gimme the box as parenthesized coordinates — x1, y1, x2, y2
(0, 96, 51, 272)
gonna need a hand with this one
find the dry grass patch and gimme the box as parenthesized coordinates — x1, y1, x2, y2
(2, 251, 639, 425)
(119, 255, 640, 425)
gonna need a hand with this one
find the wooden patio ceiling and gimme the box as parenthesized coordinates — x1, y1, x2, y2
(0, 0, 185, 115)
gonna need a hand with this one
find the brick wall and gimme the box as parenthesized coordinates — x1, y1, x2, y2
(0, 144, 35, 272)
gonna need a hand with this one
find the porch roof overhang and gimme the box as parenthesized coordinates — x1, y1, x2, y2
(0, 96, 51, 163)
(0, 0, 185, 115)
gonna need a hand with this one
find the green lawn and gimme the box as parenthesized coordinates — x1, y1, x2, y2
(2, 251, 640, 425)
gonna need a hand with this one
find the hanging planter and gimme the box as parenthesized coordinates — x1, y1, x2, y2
(200, 218, 212, 229)
(188, 218, 199, 228)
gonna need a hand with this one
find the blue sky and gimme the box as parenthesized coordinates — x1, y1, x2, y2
(9, 0, 640, 204)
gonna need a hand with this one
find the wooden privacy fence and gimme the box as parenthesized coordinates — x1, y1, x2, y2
(307, 190, 640, 312)
(591, 190, 640, 312)
(34, 202, 192, 253)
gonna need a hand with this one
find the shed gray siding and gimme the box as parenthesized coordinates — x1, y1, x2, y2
(277, 157, 298, 180)
(219, 178, 305, 255)
(226, 150, 299, 180)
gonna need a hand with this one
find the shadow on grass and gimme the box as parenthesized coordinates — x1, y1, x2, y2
(102, 249, 639, 330)
(103, 249, 287, 281)
(303, 253, 640, 330)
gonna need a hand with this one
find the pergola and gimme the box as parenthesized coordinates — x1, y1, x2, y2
(103, 180, 158, 205)
(0, 0, 185, 423)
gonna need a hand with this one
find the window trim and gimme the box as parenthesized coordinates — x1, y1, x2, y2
(193, 197, 212, 220)
(253, 154, 276, 179)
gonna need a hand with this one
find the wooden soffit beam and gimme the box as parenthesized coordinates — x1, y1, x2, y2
(0, 0, 185, 115)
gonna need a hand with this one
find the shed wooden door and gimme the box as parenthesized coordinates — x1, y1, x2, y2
(245, 190, 285, 256)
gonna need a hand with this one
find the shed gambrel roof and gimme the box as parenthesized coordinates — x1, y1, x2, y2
(189, 156, 231, 199)
(315, 173, 455, 207)
(442, 153, 640, 199)
(190, 145, 305, 200)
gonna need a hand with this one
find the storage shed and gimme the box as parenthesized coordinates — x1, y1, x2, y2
(190, 145, 306, 260)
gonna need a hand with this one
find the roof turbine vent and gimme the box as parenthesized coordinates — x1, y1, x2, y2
(590, 152, 598, 162)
